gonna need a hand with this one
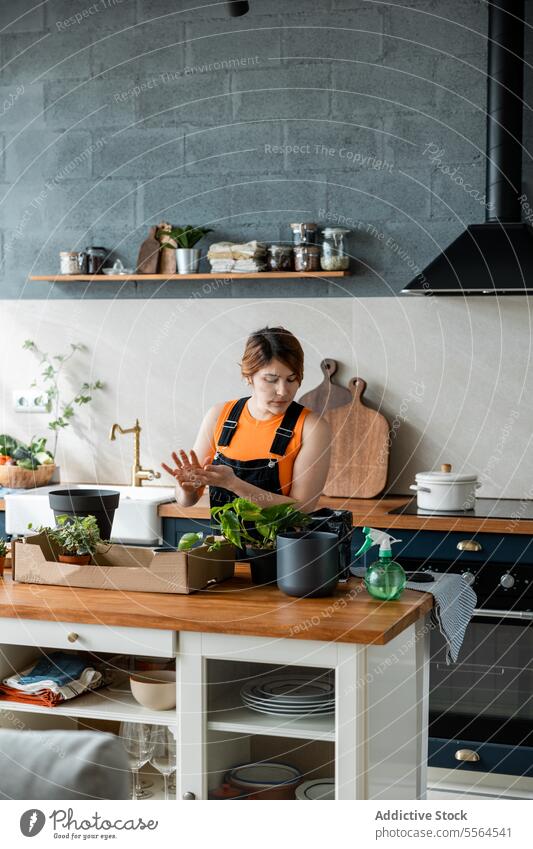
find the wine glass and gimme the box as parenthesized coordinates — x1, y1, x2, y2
(150, 726, 177, 800)
(119, 722, 155, 801)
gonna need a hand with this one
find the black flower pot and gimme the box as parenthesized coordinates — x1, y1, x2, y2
(276, 531, 340, 598)
(245, 546, 277, 586)
(48, 489, 120, 540)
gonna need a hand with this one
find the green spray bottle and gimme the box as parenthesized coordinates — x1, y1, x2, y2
(354, 526, 406, 601)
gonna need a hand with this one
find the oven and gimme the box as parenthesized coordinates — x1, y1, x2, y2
(402, 553, 533, 779)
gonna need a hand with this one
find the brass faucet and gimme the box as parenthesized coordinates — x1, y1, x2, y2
(109, 418, 161, 487)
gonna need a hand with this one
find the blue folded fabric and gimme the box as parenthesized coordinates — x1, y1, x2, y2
(18, 652, 87, 686)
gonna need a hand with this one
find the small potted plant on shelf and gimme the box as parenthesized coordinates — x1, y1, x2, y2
(0, 538, 7, 577)
(29, 514, 104, 565)
(157, 224, 212, 275)
(179, 497, 310, 585)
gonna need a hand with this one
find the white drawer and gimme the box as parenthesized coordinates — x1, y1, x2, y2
(0, 618, 176, 658)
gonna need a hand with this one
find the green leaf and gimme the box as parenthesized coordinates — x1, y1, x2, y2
(178, 532, 203, 551)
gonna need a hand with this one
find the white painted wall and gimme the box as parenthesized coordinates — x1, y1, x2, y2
(1, 297, 532, 498)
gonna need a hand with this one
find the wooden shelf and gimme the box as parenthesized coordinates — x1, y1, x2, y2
(29, 272, 350, 282)
(0, 681, 176, 727)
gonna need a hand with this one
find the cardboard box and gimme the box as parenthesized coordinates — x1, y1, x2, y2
(12, 532, 235, 594)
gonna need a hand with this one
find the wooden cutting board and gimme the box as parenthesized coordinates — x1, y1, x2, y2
(298, 359, 353, 415)
(323, 377, 390, 499)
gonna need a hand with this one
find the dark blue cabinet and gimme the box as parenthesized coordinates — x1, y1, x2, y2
(162, 517, 212, 549)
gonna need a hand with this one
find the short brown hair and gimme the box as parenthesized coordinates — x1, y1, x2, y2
(241, 326, 304, 384)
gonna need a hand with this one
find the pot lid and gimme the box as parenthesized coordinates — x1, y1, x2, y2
(415, 470, 478, 484)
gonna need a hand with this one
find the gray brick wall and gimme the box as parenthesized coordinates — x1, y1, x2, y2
(0, 0, 530, 299)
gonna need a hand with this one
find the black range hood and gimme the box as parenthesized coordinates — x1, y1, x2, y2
(403, 0, 533, 296)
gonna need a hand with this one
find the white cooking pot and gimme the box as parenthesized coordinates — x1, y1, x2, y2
(409, 465, 481, 511)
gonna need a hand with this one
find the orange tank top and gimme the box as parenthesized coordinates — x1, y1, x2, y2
(210, 399, 311, 496)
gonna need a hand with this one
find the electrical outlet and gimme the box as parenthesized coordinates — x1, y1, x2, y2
(13, 389, 48, 413)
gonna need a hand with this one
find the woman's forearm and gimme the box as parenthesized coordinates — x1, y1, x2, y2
(230, 477, 317, 511)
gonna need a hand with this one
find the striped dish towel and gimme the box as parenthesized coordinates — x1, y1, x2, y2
(350, 566, 477, 664)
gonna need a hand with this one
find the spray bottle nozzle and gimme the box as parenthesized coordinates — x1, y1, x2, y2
(354, 526, 402, 558)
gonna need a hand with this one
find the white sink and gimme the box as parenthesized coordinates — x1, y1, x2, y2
(5, 483, 176, 546)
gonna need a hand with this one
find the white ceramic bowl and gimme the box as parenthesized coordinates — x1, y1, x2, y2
(129, 670, 176, 710)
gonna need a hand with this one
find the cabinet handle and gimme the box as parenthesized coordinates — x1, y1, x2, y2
(456, 540, 482, 552)
(454, 748, 480, 763)
(182, 791, 196, 800)
(67, 632, 79, 643)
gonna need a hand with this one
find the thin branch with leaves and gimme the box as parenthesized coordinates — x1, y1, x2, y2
(23, 339, 104, 460)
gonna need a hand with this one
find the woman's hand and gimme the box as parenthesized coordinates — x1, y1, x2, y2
(198, 462, 238, 491)
(161, 450, 208, 492)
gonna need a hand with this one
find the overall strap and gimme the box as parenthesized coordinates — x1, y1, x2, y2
(217, 397, 250, 447)
(269, 401, 305, 457)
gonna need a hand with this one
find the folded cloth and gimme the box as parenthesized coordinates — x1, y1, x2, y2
(350, 566, 477, 664)
(4, 667, 103, 698)
(0, 685, 64, 707)
(208, 241, 267, 261)
(1, 651, 107, 705)
(17, 651, 87, 687)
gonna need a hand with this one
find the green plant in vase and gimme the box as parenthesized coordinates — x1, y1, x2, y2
(157, 225, 212, 275)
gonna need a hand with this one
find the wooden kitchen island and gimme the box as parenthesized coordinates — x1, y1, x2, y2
(0, 567, 432, 800)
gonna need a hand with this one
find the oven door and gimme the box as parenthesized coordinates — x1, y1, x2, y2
(429, 612, 533, 777)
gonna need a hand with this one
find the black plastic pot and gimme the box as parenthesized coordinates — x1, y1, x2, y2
(48, 489, 120, 540)
(307, 508, 353, 581)
(276, 531, 340, 598)
(245, 546, 277, 586)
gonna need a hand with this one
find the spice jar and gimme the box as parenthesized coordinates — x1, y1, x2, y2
(290, 222, 318, 246)
(59, 251, 80, 274)
(85, 246, 109, 275)
(320, 228, 350, 271)
(267, 244, 294, 272)
(294, 244, 320, 271)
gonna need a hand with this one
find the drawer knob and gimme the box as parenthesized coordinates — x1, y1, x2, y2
(182, 791, 196, 800)
(67, 632, 79, 643)
(455, 748, 480, 763)
(457, 540, 482, 552)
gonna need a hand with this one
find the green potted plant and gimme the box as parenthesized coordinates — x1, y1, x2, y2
(0, 538, 7, 577)
(179, 497, 310, 585)
(29, 514, 104, 566)
(157, 225, 212, 274)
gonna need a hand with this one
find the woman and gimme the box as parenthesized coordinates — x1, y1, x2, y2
(162, 327, 331, 513)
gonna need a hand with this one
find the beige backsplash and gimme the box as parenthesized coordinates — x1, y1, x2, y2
(1, 297, 532, 499)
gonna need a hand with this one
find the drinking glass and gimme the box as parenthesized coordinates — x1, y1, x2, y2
(150, 726, 177, 800)
(119, 722, 155, 801)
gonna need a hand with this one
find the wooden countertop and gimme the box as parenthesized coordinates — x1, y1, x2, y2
(160, 494, 533, 535)
(4, 492, 533, 534)
(0, 568, 432, 645)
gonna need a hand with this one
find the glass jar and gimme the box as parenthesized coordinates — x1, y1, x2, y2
(267, 245, 294, 272)
(290, 222, 318, 246)
(59, 251, 80, 274)
(320, 228, 350, 271)
(85, 246, 109, 275)
(294, 244, 321, 271)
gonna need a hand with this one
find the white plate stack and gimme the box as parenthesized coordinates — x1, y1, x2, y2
(240, 673, 334, 716)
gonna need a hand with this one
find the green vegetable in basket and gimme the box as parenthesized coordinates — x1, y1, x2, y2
(0, 434, 19, 457)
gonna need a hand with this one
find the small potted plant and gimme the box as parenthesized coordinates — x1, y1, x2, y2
(0, 538, 7, 577)
(157, 225, 212, 274)
(179, 497, 310, 585)
(33, 514, 104, 565)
